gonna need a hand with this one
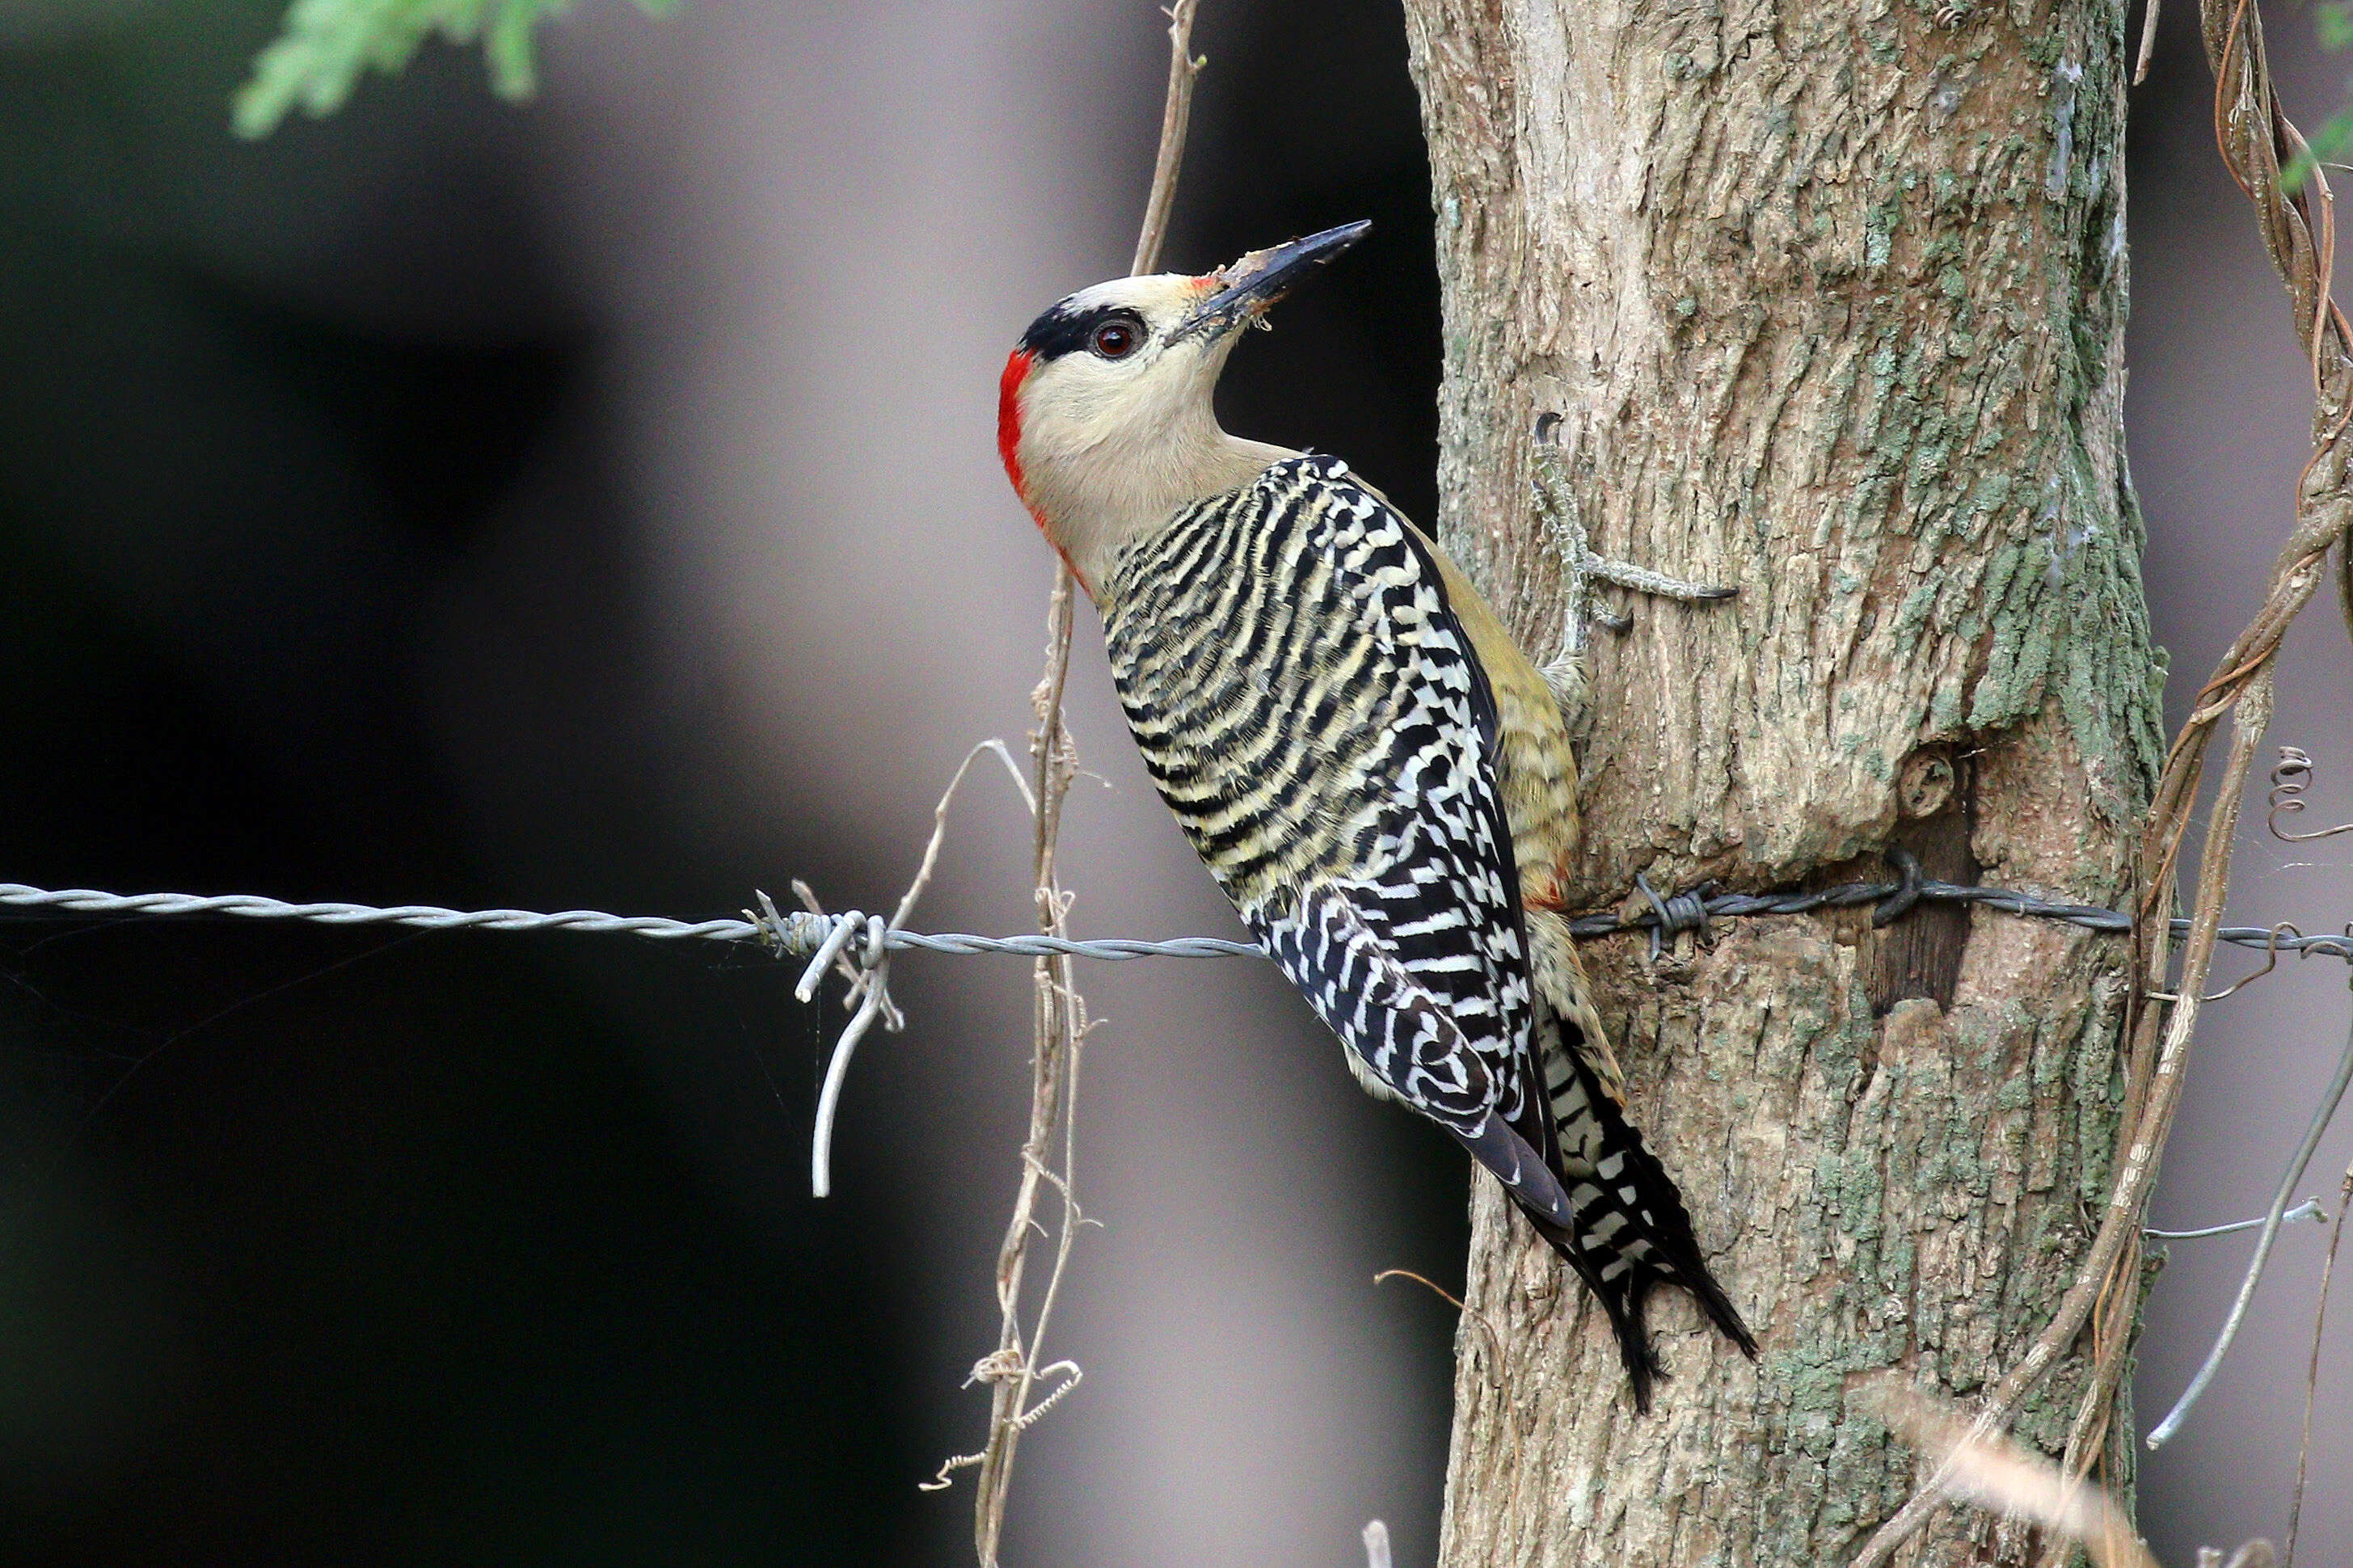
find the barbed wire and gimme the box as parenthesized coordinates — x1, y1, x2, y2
(1565, 849, 2353, 979)
(0, 883, 1263, 961)
(6, 854, 2351, 974)
(8, 853, 2347, 1366)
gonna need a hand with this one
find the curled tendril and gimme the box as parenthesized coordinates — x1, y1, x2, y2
(2270, 746, 2353, 841)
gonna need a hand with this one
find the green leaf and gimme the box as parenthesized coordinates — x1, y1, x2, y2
(2321, 1, 2353, 52)
(2281, 97, 2353, 194)
(232, 0, 654, 137)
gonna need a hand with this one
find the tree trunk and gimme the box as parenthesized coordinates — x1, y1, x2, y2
(1400, 3, 2163, 1563)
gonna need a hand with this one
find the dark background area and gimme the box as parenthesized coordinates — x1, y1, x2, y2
(0, 7, 923, 1559)
(0, 1, 2347, 1563)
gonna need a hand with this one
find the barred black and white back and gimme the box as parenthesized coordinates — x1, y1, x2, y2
(1101, 455, 1755, 1407)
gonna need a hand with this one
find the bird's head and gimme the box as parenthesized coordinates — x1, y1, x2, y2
(998, 220, 1370, 596)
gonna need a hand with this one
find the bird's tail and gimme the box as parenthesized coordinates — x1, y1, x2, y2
(1527, 1024, 1756, 1411)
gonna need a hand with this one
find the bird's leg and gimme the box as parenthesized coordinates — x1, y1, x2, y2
(1529, 416, 1735, 717)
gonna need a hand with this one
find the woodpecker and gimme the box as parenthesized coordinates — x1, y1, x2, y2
(997, 221, 1756, 1408)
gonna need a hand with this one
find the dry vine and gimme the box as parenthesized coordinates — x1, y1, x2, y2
(1865, 1377, 2161, 1568)
(2283, 1158, 2352, 1566)
(928, 6, 1206, 1564)
(1856, 2, 2353, 1559)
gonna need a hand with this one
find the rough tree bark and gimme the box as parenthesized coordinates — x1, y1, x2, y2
(1400, 2, 2164, 1563)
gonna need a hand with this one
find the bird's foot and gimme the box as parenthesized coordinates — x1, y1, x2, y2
(1529, 414, 1735, 712)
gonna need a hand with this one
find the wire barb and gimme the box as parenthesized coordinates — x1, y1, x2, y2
(2148, 921, 2305, 1004)
(1631, 872, 1713, 961)
(1871, 846, 1928, 929)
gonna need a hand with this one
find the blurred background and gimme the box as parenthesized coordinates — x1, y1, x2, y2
(0, 0, 2345, 1563)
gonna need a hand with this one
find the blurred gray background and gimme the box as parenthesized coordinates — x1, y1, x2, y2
(0, 1, 2344, 1563)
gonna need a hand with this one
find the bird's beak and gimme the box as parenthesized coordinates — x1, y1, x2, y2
(1169, 220, 1372, 344)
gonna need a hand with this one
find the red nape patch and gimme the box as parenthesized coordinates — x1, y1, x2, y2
(996, 345, 1090, 595)
(997, 348, 1035, 501)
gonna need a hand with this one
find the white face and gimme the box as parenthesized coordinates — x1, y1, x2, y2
(997, 223, 1371, 593)
(999, 272, 1255, 592)
(1005, 274, 1236, 474)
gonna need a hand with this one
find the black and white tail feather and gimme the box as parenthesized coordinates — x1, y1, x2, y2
(1103, 454, 1753, 1409)
(1532, 1001, 1757, 1406)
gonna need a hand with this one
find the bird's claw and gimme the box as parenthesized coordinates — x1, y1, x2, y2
(1529, 415, 1735, 669)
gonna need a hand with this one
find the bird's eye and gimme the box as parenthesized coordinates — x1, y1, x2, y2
(1091, 320, 1140, 359)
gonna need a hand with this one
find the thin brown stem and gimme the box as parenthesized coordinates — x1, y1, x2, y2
(1131, 0, 1204, 278)
(971, 580, 1083, 1565)
(959, 6, 1205, 1561)
(2284, 1160, 2353, 1567)
(1866, 1379, 2159, 1568)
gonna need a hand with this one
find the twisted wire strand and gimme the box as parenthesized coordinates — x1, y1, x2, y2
(0, 884, 763, 940)
(1567, 853, 2353, 964)
(0, 883, 1261, 961)
(4, 870, 2349, 967)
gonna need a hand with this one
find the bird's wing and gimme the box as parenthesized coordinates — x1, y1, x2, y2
(1261, 879, 1573, 1229)
(1104, 453, 1558, 1164)
(1103, 455, 1756, 1406)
